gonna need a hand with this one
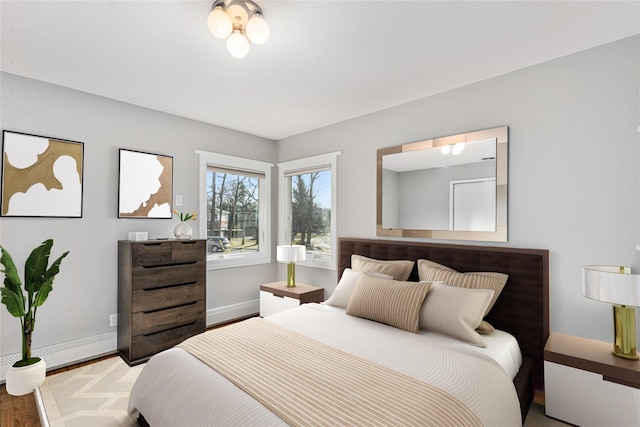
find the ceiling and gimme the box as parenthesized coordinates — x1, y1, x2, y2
(2, 1, 639, 141)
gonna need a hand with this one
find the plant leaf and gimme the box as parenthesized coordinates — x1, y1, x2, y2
(0, 287, 25, 317)
(25, 240, 52, 293)
(0, 245, 25, 310)
(44, 250, 69, 283)
(33, 281, 53, 307)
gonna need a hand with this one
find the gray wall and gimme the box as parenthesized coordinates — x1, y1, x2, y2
(1, 34, 638, 361)
(280, 35, 640, 344)
(0, 72, 277, 357)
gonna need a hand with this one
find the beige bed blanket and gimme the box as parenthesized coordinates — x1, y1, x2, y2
(178, 317, 483, 427)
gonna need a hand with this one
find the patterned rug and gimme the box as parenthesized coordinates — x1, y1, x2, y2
(38, 356, 144, 427)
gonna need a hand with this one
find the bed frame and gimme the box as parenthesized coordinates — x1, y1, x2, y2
(338, 237, 549, 421)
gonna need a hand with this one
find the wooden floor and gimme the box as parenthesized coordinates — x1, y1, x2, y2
(1, 354, 117, 427)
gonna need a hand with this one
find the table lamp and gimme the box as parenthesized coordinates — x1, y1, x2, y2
(583, 265, 640, 360)
(277, 245, 306, 287)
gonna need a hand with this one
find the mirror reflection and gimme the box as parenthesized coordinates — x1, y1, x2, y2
(377, 126, 508, 242)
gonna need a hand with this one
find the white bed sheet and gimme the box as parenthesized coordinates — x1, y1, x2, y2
(129, 303, 523, 426)
(315, 304, 523, 379)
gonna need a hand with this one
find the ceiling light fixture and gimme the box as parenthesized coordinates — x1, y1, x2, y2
(207, 0, 269, 59)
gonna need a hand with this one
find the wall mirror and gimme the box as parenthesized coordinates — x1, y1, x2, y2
(377, 126, 508, 242)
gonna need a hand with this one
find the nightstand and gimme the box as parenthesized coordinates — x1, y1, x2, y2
(259, 281, 324, 317)
(544, 332, 640, 426)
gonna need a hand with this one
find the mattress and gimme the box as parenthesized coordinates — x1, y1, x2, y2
(129, 303, 523, 426)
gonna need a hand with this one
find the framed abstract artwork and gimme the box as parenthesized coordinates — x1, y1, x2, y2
(1, 130, 84, 218)
(118, 149, 173, 218)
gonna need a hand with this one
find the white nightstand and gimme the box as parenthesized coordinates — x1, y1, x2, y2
(259, 281, 324, 318)
(544, 332, 640, 426)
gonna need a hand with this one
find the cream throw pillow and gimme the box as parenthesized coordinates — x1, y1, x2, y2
(346, 274, 431, 333)
(417, 259, 508, 333)
(419, 282, 494, 347)
(325, 268, 393, 309)
(351, 255, 414, 281)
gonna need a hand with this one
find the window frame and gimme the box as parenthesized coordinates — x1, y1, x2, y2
(196, 150, 273, 270)
(278, 151, 341, 271)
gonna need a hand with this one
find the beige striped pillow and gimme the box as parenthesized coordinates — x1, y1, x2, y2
(419, 282, 494, 347)
(345, 274, 431, 333)
(417, 259, 508, 333)
(325, 268, 394, 309)
(351, 255, 414, 281)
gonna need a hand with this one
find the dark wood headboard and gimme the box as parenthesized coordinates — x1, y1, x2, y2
(338, 237, 549, 392)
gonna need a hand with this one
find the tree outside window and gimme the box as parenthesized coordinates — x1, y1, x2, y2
(197, 150, 272, 269)
(290, 170, 331, 261)
(207, 168, 260, 254)
(279, 151, 340, 270)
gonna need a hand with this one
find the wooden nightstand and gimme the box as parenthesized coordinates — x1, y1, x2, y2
(544, 332, 640, 426)
(259, 281, 324, 317)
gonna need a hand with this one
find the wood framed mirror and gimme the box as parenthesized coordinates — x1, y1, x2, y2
(377, 126, 508, 242)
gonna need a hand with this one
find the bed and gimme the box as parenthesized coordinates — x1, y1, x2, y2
(129, 237, 549, 426)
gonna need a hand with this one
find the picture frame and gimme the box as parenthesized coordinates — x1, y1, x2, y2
(118, 149, 173, 218)
(1, 130, 84, 218)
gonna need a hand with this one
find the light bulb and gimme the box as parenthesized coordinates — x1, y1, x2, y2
(246, 15, 269, 44)
(441, 145, 451, 155)
(207, 7, 232, 39)
(452, 143, 465, 155)
(226, 31, 250, 58)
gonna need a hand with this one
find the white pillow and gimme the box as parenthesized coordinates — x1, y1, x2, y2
(419, 282, 494, 347)
(325, 268, 393, 309)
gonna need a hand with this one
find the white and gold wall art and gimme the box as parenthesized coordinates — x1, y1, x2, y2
(118, 149, 173, 218)
(1, 130, 84, 218)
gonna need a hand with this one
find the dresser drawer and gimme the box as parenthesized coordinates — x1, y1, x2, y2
(545, 361, 640, 426)
(132, 242, 172, 267)
(171, 240, 205, 263)
(132, 300, 205, 336)
(132, 282, 205, 313)
(260, 290, 301, 317)
(131, 320, 205, 361)
(132, 262, 205, 289)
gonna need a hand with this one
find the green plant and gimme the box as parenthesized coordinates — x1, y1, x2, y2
(0, 239, 69, 367)
(174, 210, 198, 221)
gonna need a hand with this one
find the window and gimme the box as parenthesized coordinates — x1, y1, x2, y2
(196, 151, 272, 269)
(278, 151, 341, 270)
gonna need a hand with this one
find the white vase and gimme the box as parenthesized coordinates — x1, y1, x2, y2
(6, 359, 46, 396)
(173, 221, 193, 239)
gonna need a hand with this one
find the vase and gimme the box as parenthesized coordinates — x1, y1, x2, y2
(6, 359, 46, 396)
(174, 221, 193, 240)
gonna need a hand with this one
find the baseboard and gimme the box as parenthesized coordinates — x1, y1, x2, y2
(0, 331, 116, 382)
(206, 299, 260, 326)
(0, 300, 260, 382)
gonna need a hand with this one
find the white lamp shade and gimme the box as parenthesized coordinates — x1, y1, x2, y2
(207, 7, 232, 39)
(583, 265, 640, 306)
(226, 31, 250, 58)
(246, 15, 270, 44)
(277, 245, 306, 263)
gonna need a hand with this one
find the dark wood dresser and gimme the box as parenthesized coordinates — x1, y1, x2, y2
(117, 239, 206, 366)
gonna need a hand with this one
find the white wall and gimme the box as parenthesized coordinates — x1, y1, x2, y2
(279, 35, 640, 344)
(0, 72, 278, 360)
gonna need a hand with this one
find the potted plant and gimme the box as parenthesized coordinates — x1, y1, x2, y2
(1, 239, 68, 396)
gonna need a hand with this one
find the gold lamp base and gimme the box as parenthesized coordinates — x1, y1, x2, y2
(612, 305, 639, 360)
(286, 262, 296, 288)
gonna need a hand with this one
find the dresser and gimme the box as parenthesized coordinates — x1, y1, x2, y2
(118, 239, 206, 366)
(259, 281, 324, 317)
